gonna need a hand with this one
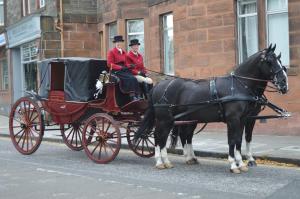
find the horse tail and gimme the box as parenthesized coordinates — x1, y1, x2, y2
(169, 126, 180, 149)
(134, 90, 155, 140)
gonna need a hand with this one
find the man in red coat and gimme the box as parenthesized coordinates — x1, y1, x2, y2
(126, 39, 153, 98)
(107, 35, 141, 101)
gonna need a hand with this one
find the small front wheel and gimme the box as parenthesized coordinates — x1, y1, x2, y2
(60, 122, 84, 151)
(126, 122, 155, 158)
(9, 97, 44, 155)
(82, 113, 121, 164)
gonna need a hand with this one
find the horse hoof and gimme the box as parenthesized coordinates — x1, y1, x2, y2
(248, 161, 257, 167)
(239, 166, 249, 172)
(186, 158, 199, 165)
(164, 162, 174, 169)
(230, 168, 241, 174)
(155, 164, 166, 170)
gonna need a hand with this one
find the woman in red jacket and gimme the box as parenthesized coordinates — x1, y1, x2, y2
(107, 35, 141, 101)
(126, 39, 153, 99)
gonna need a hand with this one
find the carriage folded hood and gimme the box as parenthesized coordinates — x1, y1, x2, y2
(39, 57, 108, 102)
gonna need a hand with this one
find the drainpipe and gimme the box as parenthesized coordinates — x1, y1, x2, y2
(55, 0, 64, 57)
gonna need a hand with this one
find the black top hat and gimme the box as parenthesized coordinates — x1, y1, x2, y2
(129, 39, 141, 46)
(113, 35, 125, 43)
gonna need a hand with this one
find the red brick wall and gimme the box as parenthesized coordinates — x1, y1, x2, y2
(147, 0, 236, 78)
(63, 22, 100, 58)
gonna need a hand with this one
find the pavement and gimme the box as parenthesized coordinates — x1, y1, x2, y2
(1, 114, 300, 166)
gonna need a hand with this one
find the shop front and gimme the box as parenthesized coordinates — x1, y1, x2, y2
(6, 14, 41, 102)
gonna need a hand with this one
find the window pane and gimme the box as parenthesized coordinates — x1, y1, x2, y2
(268, 13, 289, 65)
(1, 59, 8, 90)
(238, 16, 258, 62)
(108, 23, 117, 50)
(163, 14, 174, 75)
(0, 4, 4, 25)
(163, 14, 173, 29)
(127, 20, 145, 56)
(128, 20, 144, 33)
(239, 0, 257, 15)
(267, 0, 288, 11)
(24, 62, 37, 92)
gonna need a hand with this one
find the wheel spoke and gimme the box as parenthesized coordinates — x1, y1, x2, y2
(14, 129, 25, 137)
(145, 140, 151, 154)
(134, 138, 142, 150)
(98, 143, 103, 159)
(146, 137, 155, 146)
(91, 142, 100, 155)
(105, 142, 115, 154)
(17, 130, 26, 144)
(65, 128, 73, 139)
(21, 131, 27, 149)
(141, 139, 144, 155)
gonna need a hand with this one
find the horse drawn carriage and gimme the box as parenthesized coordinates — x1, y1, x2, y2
(9, 45, 291, 173)
(9, 57, 155, 164)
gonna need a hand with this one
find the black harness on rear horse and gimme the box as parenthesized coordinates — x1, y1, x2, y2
(155, 73, 289, 124)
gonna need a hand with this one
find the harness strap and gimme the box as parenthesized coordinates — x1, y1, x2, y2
(157, 79, 177, 104)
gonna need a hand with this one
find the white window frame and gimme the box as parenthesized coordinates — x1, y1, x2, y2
(39, 0, 45, 8)
(162, 13, 174, 75)
(0, 0, 4, 26)
(266, 0, 289, 66)
(237, 0, 259, 63)
(126, 19, 145, 56)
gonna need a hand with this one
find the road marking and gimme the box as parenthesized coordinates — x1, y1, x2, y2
(280, 146, 300, 152)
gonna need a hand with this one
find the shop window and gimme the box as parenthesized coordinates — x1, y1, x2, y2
(21, 42, 38, 92)
(127, 19, 145, 56)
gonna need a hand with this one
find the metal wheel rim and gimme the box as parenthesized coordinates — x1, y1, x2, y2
(82, 114, 121, 164)
(9, 97, 44, 155)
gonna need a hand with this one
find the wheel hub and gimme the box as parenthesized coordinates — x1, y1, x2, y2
(20, 123, 27, 129)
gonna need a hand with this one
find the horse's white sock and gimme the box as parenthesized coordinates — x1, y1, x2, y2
(228, 155, 238, 170)
(246, 142, 255, 161)
(186, 144, 196, 161)
(161, 147, 171, 164)
(235, 150, 245, 167)
(155, 146, 163, 166)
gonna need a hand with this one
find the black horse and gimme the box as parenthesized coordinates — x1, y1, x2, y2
(135, 44, 288, 173)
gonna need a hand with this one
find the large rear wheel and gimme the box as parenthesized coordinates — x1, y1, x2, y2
(9, 97, 44, 155)
(82, 113, 121, 164)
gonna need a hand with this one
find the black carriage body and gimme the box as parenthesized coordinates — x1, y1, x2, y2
(39, 57, 108, 102)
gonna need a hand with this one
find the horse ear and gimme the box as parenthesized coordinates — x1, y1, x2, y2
(267, 43, 273, 52)
(271, 44, 276, 52)
(277, 52, 281, 60)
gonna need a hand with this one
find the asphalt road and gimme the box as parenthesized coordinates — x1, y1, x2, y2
(0, 137, 300, 199)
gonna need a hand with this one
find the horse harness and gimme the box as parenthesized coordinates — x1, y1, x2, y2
(154, 75, 261, 122)
(154, 74, 291, 122)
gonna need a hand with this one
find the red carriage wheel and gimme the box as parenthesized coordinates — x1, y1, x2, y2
(9, 97, 44, 155)
(82, 113, 121, 164)
(126, 122, 155, 158)
(60, 122, 84, 151)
